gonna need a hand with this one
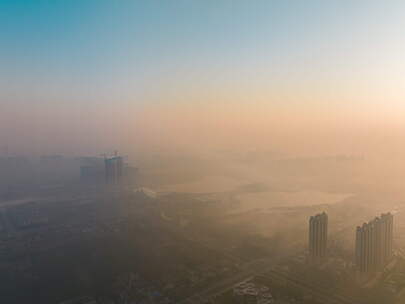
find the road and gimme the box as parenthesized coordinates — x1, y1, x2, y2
(262, 269, 359, 304)
(178, 258, 281, 304)
(178, 243, 362, 304)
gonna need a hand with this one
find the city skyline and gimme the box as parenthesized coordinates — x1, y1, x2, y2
(1, 2, 405, 303)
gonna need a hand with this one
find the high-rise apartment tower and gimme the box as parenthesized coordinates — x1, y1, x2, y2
(355, 213, 393, 272)
(104, 156, 124, 184)
(309, 212, 328, 260)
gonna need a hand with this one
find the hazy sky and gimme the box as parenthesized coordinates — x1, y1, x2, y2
(1, 1, 405, 156)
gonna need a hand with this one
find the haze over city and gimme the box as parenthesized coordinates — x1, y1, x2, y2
(1, 1, 405, 304)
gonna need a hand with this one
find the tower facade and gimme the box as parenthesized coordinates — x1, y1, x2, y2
(355, 213, 393, 272)
(309, 212, 328, 260)
(105, 156, 124, 184)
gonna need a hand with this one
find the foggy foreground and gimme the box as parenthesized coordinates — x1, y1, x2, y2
(1, 150, 405, 304)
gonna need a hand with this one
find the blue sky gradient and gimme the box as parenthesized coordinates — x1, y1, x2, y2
(1, 1, 405, 155)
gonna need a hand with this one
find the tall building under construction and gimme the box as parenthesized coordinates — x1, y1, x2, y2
(309, 212, 328, 260)
(104, 156, 124, 184)
(355, 213, 393, 272)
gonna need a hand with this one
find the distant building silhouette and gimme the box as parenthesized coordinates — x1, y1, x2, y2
(309, 212, 328, 260)
(104, 156, 124, 184)
(79, 157, 104, 183)
(355, 213, 393, 272)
